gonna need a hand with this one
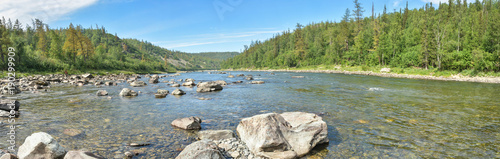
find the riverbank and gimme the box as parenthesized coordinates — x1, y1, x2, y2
(226, 66, 500, 84)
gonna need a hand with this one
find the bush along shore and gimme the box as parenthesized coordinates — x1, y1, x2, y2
(0, 73, 329, 159)
(228, 67, 500, 84)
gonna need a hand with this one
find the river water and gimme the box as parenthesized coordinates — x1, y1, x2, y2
(1, 71, 499, 158)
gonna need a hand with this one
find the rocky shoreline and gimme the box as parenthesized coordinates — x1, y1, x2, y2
(1, 112, 328, 159)
(234, 68, 500, 84)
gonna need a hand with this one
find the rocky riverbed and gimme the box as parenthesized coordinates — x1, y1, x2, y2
(1, 71, 498, 158)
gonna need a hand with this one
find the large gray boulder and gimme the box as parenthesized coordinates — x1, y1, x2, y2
(171, 116, 202, 130)
(236, 113, 295, 159)
(63, 150, 104, 159)
(196, 82, 223, 93)
(280, 112, 329, 156)
(18, 132, 67, 159)
(236, 112, 328, 158)
(119, 88, 138, 96)
(130, 81, 147, 87)
(175, 140, 224, 159)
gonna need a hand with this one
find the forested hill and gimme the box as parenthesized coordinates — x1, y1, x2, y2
(222, 0, 500, 73)
(0, 19, 238, 73)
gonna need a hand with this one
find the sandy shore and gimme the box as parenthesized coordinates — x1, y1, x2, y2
(232, 69, 500, 84)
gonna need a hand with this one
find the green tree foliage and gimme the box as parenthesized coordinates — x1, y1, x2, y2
(223, 0, 500, 73)
(0, 19, 238, 73)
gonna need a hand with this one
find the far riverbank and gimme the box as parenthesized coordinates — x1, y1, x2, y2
(227, 68, 500, 84)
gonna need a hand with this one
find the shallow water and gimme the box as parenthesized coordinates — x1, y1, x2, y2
(1, 72, 499, 158)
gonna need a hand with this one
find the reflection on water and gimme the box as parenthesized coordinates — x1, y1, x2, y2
(1, 72, 499, 158)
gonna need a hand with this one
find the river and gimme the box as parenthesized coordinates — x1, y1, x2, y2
(1, 71, 499, 158)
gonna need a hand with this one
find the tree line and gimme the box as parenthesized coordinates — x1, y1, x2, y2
(0, 18, 237, 73)
(222, 0, 500, 73)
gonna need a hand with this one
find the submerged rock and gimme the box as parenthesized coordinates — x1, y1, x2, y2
(175, 140, 224, 159)
(62, 129, 83, 137)
(96, 90, 108, 96)
(171, 116, 202, 130)
(18, 132, 67, 159)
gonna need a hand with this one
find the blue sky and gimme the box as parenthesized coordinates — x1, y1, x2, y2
(1, 0, 448, 53)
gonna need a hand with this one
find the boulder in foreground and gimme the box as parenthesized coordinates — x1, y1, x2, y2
(18, 132, 67, 159)
(236, 112, 328, 158)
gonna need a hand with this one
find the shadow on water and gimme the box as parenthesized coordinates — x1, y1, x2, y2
(305, 124, 342, 158)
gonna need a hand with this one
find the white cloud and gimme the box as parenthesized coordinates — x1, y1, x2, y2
(0, 0, 98, 27)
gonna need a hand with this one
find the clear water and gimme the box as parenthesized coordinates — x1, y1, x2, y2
(1, 72, 499, 158)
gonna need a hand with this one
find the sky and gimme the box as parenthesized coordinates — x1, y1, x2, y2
(0, 0, 449, 53)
